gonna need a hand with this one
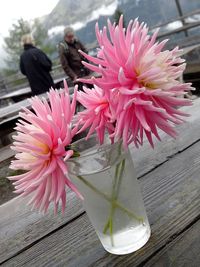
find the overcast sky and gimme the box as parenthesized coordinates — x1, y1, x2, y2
(0, 0, 59, 37)
(0, 0, 59, 64)
(0, 0, 118, 66)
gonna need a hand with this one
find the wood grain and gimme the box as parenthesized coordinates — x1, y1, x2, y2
(0, 192, 84, 263)
(2, 137, 200, 266)
(143, 219, 200, 267)
(0, 98, 200, 265)
(132, 97, 200, 178)
(0, 145, 15, 163)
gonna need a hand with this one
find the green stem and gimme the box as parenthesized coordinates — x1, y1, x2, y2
(76, 175, 143, 223)
(102, 141, 125, 244)
(103, 159, 125, 239)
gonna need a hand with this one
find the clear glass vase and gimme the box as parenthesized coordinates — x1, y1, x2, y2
(68, 135, 151, 255)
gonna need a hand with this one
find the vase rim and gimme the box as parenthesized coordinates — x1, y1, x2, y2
(69, 134, 122, 160)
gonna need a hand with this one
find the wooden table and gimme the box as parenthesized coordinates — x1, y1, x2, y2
(0, 98, 31, 146)
(179, 43, 200, 57)
(0, 87, 32, 103)
(0, 87, 74, 145)
(0, 72, 98, 105)
(0, 98, 31, 122)
(0, 77, 70, 104)
(0, 88, 74, 122)
(0, 98, 200, 266)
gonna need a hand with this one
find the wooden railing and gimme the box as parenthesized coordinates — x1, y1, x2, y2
(0, 64, 66, 95)
(157, 21, 200, 39)
(150, 9, 200, 32)
(150, 9, 200, 49)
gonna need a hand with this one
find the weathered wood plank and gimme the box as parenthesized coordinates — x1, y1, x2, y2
(157, 21, 200, 38)
(0, 87, 31, 101)
(143, 219, 200, 267)
(2, 136, 200, 266)
(132, 97, 200, 177)
(150, 9, 200, 31)
(0, 192, 84, 263)
(0, 98, 200, 264)
(0, 99, 30, 121)
(0, 145, 15, 163)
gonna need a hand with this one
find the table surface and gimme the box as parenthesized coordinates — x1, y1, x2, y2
(0, 71, 98, 123)
(0, 87, 74, 124)
(179, 43, 200, 56)
(0, 87, 31, 101)
(0, 98, 30, 123)
(0, 98, 200, 267)
(0, 72, 99, 102)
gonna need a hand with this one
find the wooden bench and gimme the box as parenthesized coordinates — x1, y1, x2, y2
(0, 87, 32, 103)
(0, 72, 98, 105)
(0, 98, 200, 266)
(0, 86, 76, 146)
(0, 145, 15, 164)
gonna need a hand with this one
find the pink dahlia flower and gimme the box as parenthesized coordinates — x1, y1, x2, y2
(8, 82, 82, 214)
(77, 85, 114, 144)
(78, 16, 193, 147)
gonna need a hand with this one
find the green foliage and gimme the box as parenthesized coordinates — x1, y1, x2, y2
(1, 68, 17, 76)
(32, 19, 55, 58)
(3, 18, 56, 72)
(113, 9, 126, 27)
(3, 18, 30, 70)
(32, 18, 48, 47)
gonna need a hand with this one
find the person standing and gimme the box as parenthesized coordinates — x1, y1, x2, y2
(20, 34, 55, 96)
(58, 27, 91, 84)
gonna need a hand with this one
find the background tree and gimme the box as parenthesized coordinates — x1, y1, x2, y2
(3, 18, 56, 73)
(113, 9, 126, 27)
(32, 18, 55, 57)
(3, 18, 30, 71)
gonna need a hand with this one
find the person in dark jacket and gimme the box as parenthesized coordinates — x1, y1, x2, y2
(58, 27, 91, 84)
(20, 34, 54, 96)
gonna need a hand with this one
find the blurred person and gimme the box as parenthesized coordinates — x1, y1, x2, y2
(20, 34, 54, 96)
(58, 27, 91, 85)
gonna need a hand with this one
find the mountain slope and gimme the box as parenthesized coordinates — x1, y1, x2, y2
(45, 0, 200, 49)
(44, 0, 114, 29)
